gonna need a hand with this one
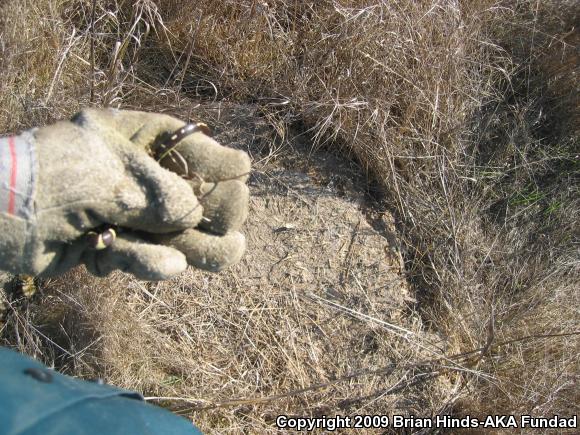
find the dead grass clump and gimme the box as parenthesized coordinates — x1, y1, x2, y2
(0, 0, 87, 130)
(0, 0, 166, 132)
(446, 0, 579, 416)
(0, 0, 578, 429)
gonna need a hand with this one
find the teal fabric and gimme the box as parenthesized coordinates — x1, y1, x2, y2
(0, 348, 201, 435)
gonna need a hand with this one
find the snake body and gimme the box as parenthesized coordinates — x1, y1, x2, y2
(87, 228, 117, 250)
(163, 122, 211, 150)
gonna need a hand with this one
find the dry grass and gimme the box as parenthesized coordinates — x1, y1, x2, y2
(0, 0, 578, 431)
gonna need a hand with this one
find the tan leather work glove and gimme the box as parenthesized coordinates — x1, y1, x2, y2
(0, 108, 250, 280)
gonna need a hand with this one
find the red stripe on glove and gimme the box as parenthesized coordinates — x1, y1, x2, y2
(8, 136, 17, 215)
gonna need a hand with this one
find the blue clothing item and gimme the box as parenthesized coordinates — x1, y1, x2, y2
(0, 348, 201, 435)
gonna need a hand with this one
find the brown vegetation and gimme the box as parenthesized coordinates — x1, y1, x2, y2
(1, 0, 578, 431)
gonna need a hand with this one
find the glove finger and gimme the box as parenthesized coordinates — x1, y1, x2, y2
(121, 112, 251, 183)
(155, 131, 251, 184)
(195, 180, 249, 235)
(115, 110, 184, 145)
(83, 233, 188, 281)
(151, 229, 246, 272)
(71, 108, 176, 143)
(95, 145, 204, 233)
(71, 108, 251, 183)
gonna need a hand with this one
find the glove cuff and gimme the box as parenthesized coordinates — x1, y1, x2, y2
(0, 131, 37, 220)
(0, 131, 37, 275)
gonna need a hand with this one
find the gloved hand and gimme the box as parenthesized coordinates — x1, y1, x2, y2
(0, 108, 250, 280)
